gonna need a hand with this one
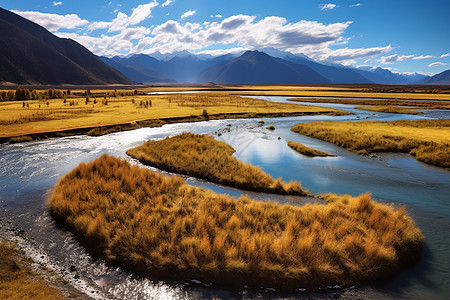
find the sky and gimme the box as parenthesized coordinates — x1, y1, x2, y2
(1, 0, 449, 75)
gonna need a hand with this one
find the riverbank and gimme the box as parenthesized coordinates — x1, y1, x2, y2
(291, 119, 450, 168)
(0, 240, 72, 300)
(0, 92, 348, 144)
(353, 105, 421, 115)
(48, 154, 423, 291)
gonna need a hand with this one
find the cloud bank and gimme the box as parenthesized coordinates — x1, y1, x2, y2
(11, 2, 403, 66)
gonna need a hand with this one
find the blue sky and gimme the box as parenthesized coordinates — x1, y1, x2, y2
(1, 0, 449, 75)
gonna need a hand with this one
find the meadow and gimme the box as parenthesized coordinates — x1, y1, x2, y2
(0, 241, 67, 300)
(127, 133, 305, 195)
(48, 154, 423, 290)
(287, 141, 335, 157)
(0, 89, 346, 142)
(291, 119, 450, 168)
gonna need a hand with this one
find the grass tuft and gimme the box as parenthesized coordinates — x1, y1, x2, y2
(49, 155, 424, 290)
(287, 141, 335, 157)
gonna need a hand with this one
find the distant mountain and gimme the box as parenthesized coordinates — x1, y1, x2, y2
(355, 67, 428, 84)
(103, 53, 237, 83)
(416, 69, 450, 85)
(197, 50, 330, 84)
(0, 8, 133, 85)
(99, 46, 438, 85)
(100, 55, 175, 83)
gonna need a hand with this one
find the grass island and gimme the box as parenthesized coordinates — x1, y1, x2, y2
(291, 119, 450, 168)
(287, 141, 335, 157)
(127, 133, 305, 195)
(49, 154, 424, 291)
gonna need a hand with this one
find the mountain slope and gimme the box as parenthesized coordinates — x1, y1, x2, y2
(0, 8, 133, 85)
(416, 69, 450, 85)
(197, 50, 330, 84)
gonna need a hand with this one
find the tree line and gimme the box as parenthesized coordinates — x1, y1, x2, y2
(0, 87, 146, 101)
(0, 87, 68, 101)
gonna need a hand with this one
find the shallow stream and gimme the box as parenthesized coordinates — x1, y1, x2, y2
(0, 95, 449, 299)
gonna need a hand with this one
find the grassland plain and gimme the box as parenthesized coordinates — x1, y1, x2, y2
(127, 133, 305, 195)
(287, 141, 335, 157)
(0, 241, 68, 300)
(48, 154, 424, 291)
(291, 119, 450, 168)
(0, 91, 347, 143)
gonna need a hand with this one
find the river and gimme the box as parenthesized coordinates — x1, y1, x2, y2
(0, 95, 449, 299)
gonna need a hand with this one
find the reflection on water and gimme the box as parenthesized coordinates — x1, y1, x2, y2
(0, 96, 449, 299)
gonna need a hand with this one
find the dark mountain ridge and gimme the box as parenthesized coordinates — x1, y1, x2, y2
(0, 8, 133, 85)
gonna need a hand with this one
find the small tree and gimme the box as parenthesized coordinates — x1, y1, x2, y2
(202, 109, 209, 119)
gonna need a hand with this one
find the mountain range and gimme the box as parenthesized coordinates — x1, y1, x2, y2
(101, 49, 449, 85)
(1, 7, 449, 86)
(0, 8, 133, 85)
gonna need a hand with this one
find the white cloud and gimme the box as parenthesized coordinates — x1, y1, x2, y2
(441, 53, 450, 58)
(211, 14, 222, 18)
(88, 1, 158, 32)
(349, 3, 361, 7)
(181, 10, 196, 19)
(52, 1, 62, 6)
(318, 45, 392, 65)
(428, 62, 446, 67)
(12, 10, 88, 31)
(17, 8, 393, 64)
(319, 3, 337, 11)
(412, 55, 433, 60)
(129, 1, 158, 25)
(380, 54, 414, 64)
(162, 0, 174, 7)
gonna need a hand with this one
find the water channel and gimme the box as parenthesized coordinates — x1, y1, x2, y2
(0, 94, 448, 299)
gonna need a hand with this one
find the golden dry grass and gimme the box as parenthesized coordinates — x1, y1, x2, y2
(48, 155, 423, 290)
(127, 133, 305, 195)
(287, 141, 335, 157)
(0, 92, 346, 139)
(0, 241, 67, 300)
(291, 119, 450, 168)
(354, 105, 421, 115)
